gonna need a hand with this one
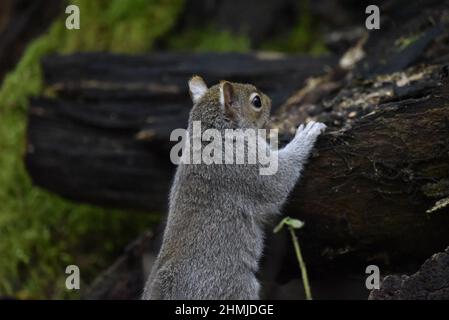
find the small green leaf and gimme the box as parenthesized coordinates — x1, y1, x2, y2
(285, 218, 305, 229)
(272, 216, 312, 299)
(274, 217, 305, 233)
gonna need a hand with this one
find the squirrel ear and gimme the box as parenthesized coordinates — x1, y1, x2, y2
(220, 81, 235, 107)
(220, 81, 237, 119)
(188, 76, 207, 104)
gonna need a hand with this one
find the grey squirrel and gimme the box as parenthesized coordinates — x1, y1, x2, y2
(142, 76, 326, 300)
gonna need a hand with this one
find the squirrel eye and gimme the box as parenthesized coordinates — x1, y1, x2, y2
(251, 95, 262, 109)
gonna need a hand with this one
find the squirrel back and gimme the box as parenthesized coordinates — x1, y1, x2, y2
(142, 76, 326, 299)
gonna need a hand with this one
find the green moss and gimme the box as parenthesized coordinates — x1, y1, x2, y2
(0, 0, 185, 109)
(59, 0, 184, 53)
(0, 0, 184, 299)
(260, 0, 327, 55)
(167, 26, 251, 53)
(1, 79, 161, 297)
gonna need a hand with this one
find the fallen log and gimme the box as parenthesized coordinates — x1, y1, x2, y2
(26, 53, 449, 293)
(26, 52, 335, 211)
(281, 77, 449, 273)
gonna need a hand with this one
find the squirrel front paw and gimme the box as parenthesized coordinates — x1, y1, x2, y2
(283, 121, 326, 158)
(295, 121, 327, 141)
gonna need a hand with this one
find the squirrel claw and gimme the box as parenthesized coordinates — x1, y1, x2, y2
(295, 121, 326, 138)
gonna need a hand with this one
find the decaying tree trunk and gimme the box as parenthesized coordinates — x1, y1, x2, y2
(26, 58, 449, 250)
(26, 52, 335, 211)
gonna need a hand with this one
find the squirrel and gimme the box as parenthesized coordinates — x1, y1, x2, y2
(142, 76, 326, 300)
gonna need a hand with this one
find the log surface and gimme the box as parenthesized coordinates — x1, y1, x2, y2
(369, 247, 449, 300)
(26, 51, 449, 280)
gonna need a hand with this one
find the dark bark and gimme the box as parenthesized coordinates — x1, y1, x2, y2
(369, 247, 449, 300)
(277, 82, 449, 279)
(0, 0, 62, 83)
(82, 230, 157, 300)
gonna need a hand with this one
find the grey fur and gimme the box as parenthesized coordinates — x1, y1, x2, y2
(142, 79, 325, 300)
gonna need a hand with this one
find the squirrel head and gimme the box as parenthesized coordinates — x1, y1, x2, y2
(188, 75, 271, 129)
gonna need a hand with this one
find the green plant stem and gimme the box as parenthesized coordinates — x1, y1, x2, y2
(289, 227, 312, 300)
